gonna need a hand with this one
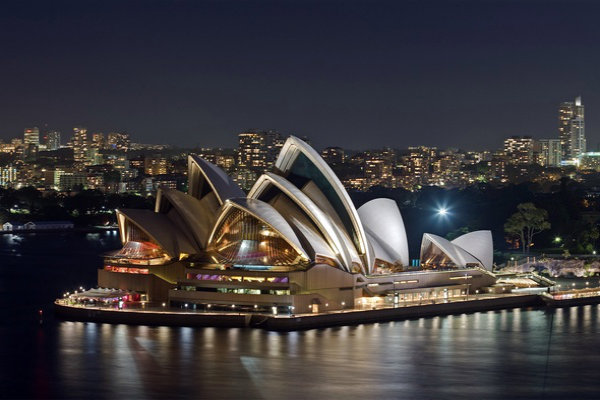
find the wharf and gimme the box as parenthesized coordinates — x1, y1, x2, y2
(54, 293, 543, 331)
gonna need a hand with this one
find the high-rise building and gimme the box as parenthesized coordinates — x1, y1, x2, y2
(72, 126, 88, 164)
(321, 147, 345, 164)
(405, 146, 437, 186)
(237, 130, 284, 171)
(58, 172, 87, 191)
(23, 127, 40, 147)
(46, 131, 61, 150)
(215, 154, 236, 170)
(559, 96, 585, 161)
(107, 132, 131, 151)
(0, 164, 18, 187)
(144, 156, 168, 175)
(504, 136, 535, 164)
(91, 133, 105, 149)
(538, 139, 562, 167)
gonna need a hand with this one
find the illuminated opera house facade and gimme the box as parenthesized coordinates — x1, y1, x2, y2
(100, 137, 497, 313)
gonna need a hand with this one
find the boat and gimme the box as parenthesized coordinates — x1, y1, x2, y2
(541, 288, 600, 307)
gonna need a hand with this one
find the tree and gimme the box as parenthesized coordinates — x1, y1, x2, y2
(446, 226, 470, 241)
(504, 202, 550, 254)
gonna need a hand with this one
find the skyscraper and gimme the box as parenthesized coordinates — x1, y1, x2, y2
(72, 126, 88, 164)
(23, 127, 40, 147)
(503, 136, 534, 164)
(559, 96, 585, 161)
(538, 139, 562, 167)
(46, 131, 61, 150)
(107, 132, 130, 151)
(237, 130, 284, 171)
(91, 133, 105, 149)
(144, 156, 168, 175)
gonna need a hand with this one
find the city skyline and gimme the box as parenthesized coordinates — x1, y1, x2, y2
(5, 2, 600, 398)
(1, 1, 600, 150)
(0, 94, 590, 154)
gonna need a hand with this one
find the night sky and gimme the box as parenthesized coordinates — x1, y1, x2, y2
(2, 0, 600, 150)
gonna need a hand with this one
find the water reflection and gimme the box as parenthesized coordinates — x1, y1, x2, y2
(2, 307, 600, 399)
(4, 234, 600, 398)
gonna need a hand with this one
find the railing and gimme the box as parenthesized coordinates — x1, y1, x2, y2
(525, 272, 556, 287)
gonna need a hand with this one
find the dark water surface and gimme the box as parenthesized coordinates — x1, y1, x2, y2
(1, 233, 600, 399)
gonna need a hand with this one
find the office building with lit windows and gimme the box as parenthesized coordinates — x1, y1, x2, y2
(99, 137, 496, 312)
(72, 126, 89, 164)
(46, 131, 61, 150)
(321, 146, 345, 164)
(237, 130, 284, 171)
(504, 136, 535, 165)
(559, 96, 585, 161)
(539, 139, 561, 167)
(144, 156, 168, 175)
(23, 127, 40, 147)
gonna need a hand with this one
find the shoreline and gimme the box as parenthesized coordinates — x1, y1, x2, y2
(1, 226, 118, 235)
(54, 294, 544, 331)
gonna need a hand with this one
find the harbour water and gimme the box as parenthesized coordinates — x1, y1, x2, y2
(2, 233, 600, 399)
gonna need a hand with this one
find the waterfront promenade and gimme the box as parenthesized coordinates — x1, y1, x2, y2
(54, 292, 543, 331)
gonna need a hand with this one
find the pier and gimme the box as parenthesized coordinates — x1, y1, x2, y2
(54, 293, 544, 331)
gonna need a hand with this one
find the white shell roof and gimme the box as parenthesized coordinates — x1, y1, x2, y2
(116, 208, 199, 258)
(210, 198, 310, 260)
(420, 233, 482, 268)
(155, 188, 218, 249)
(451, 230, 493, 271)
(248, 172, 356, 272)
(188, 155, 244, 205)
(274, 136, 374, 271)
(358, 198, 409, 267)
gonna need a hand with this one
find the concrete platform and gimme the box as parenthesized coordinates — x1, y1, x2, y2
(55, 294, 544, 331)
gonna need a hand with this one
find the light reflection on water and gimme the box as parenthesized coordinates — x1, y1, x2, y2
(3, 307, 595, 399)
(3, 233, 600, 398)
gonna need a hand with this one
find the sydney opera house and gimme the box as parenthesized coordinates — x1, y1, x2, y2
(100, 136, 497, 313)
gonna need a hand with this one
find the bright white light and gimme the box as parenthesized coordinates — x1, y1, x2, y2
(438, 207, 448, 216)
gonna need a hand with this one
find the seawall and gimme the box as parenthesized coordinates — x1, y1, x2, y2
(55, 294, 544, 331)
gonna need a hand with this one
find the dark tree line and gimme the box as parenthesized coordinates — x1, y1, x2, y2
(351, 178, 600, 260)
(0, 187, 154, 226)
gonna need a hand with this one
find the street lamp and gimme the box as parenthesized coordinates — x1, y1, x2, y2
(437, 207, 448, 216)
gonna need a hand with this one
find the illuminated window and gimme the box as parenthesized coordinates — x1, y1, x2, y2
(207, 208, 309, 267)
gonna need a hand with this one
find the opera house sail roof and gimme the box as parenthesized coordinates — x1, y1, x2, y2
(420, 231, 493, 271)
(113, 136, 493, 275)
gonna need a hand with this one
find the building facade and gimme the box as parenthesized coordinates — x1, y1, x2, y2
(99, 137, 497, 311)
(46, 131, 61, 150)
(72, 126, 89, 164)
(23, 127, 40, 147)
(504, 136, 535, 164)
(237, 130, 284, 171)
(539, 139, 562, 167)
(559, 96, 585, 161)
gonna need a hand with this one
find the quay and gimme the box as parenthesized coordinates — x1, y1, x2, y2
(54, 293, 544, 331)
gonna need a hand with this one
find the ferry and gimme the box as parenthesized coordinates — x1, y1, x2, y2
(541, 288, 600, 307)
